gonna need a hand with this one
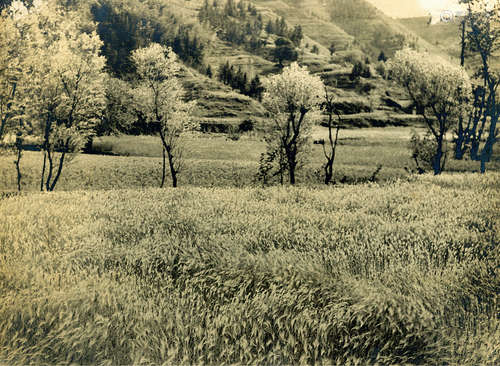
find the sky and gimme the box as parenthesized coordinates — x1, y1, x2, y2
(366, 0, 464, 18)
(419, 0, 462, 13)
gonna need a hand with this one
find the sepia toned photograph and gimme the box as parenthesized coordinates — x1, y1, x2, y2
(0, 0, 498, 364)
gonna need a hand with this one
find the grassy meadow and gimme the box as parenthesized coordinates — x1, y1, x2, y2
(1, 126, 498, 192)
(0, 173, 498, 364)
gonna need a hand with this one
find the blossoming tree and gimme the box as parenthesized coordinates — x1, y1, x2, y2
(4, 0, 107, 191)
(131, 43, 195, 188)
(389, 48, 472, 175)
(261, 62, 324, 185)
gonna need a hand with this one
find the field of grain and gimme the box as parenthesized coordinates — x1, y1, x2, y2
(0, 173, 498, 364)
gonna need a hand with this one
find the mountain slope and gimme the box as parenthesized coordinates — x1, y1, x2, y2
(86, 0, 460, 128)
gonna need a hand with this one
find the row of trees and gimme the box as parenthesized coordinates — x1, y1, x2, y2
(258, 0, 499, 183)
(198, 0, 303, 54)
(91, 0, 206, 75)
(1, 0, 497, 193)
(0, 1, 193, 190)
(390, 0, 499, 175)
(0, 0, 337, 191)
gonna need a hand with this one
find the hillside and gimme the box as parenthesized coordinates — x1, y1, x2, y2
(82, 0, 458, 130)
(399, 16, 463, 59)
(399, 16, 500, 70)
(0, 0, 471, 130)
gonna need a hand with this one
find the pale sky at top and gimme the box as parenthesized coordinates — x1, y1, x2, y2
(366, 0, 464, 18)
(418, 0, 462, 13)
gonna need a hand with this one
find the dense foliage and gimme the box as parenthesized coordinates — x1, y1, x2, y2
(90, 0, 206, 75)
(389, 48, 472, 175)
(217, 61, 264, 101)
(198, 0, 302, 55)
(131, 43, 195, 188)
(2, 0, 107, 191)
(456, 0, 500, 173)
(261, 62, 324, 185)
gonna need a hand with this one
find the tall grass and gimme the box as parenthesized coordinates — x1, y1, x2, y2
(0, 173, 498, 364)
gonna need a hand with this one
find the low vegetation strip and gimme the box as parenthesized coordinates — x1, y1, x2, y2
(0, 174, 498, 365)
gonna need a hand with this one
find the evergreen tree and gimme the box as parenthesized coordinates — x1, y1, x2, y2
(378, 50, 387, 62)
(290, 25, 303, 47)
(265, 20, 274, 34)
(329, 43, 336, 56)
(249, 75, 264, 101)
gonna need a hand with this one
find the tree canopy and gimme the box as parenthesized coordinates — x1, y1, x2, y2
(389, 48, 472, 174)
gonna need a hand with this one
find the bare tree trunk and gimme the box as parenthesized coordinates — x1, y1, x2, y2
(49, 149, 66, 191)
(83, 135, 94, 154)
(46, 149, 54, 191)
(0, 117, 6, 142)
(480, 156, 486, 174)
(41, 150, 47, 191)
(323, 121, 340, 185)
(15, 140, 22, 192)
(289, 167, 295, 185)
(279, 147, 285, 185)
(286, 144, 297, 185)
(454, 114, 466, 160)
(460, 18, 466, 67)
(41, 114, 53, 191)
(159, 129, 179, 188)
(160, 146, 166, 188)
(323, 89, 341, 185)
(432, 136, 444, 175)
(166, 146, 177, 188)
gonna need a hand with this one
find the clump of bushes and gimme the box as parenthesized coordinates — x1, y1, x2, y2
(350, 60, 371, 81)
(409, 129, 439, 174)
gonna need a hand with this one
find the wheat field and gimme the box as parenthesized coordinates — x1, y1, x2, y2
(1, 173, 498, 365)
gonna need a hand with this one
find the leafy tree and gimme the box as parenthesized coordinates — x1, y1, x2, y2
(273, 37, 298, 67)
(131, 43, 195, 188)
(98, 77, 135, 134)
(0, 3, 35, 191)
(409, 129, 436, 174)
(349, 61, 363, 81)
(265, 19, 274, 34)
(455, 0, 499, 173)
(275, 16, 287, 36)
(261, 62, 324, 184)
(389, 48, 472, 175)
(206, 64, 213, 78)
(9, 0, 107, 191)
(0, 9, 19, 142)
